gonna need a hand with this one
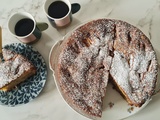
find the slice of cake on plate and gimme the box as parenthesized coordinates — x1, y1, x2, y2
(0, 49, 36, 91)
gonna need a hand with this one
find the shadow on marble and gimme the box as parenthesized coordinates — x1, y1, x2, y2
(54, 17, 81, 37)
(41, 32, 56, 44)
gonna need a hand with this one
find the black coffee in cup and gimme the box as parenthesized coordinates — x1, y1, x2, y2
(15, 18, 34, 36)
(48, 1, 69, 19)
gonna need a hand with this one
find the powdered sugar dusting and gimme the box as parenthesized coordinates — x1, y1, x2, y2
(110, 20, 158, 105)
(57, 19, 158, 118)
(110, 51, 131, 94)
(0, 49, 35, 88)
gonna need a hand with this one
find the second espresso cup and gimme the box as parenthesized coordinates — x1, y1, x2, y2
(8, 12, 48, 44)
(44, 0, 72, 27)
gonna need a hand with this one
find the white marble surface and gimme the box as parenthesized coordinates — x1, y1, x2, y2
(0, 0, 160, 120)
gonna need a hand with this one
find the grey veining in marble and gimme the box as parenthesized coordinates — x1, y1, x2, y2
(0, 0, 160, 120)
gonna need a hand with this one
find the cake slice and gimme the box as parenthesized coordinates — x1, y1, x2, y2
(109, 21, 158, 107)
(0, 49, 36, 91)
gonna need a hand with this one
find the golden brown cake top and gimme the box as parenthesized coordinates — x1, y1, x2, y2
(57, 19, 158, 118)
(0, 49, 35, 88)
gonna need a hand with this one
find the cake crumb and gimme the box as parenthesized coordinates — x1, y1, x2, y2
(127, 107, 134, 113)
(108, 102, 114, 108)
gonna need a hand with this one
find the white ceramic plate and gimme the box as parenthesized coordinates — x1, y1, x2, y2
(49, 40, 154, 120)
(49, 19, 160, 120)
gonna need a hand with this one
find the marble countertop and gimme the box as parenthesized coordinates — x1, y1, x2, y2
(0, 0, 160, 120)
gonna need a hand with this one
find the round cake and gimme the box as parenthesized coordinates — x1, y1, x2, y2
(53, 19, 158, 119)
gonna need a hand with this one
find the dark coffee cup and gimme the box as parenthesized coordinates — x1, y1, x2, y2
(8, 12, 48, 44)
(44, 0, 72, 27)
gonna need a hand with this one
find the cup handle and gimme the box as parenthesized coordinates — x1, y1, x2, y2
(71, 3, 81, 14)
(36, 22, 48, 31)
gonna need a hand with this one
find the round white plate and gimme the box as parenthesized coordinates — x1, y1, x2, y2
(49, 19, 160, 120)
(49, 40, 152, 120)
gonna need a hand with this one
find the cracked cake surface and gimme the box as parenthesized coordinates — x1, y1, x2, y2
(54, 19, 158, 119)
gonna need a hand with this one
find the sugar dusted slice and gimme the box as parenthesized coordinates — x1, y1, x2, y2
(0, 49, 36, 91)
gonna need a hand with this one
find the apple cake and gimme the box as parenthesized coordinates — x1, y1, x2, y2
(53, 19, 158, 119)
(0, 49, 36, 91)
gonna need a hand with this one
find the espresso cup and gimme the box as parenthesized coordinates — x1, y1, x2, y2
(44, 0, 72, 27)
(8, 12, 48, 44)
